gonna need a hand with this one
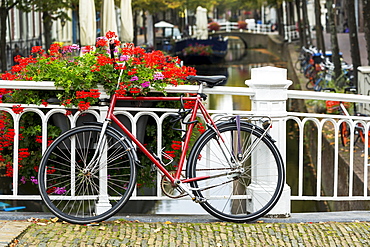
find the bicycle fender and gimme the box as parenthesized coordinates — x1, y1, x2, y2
(83, 122, 142, 167)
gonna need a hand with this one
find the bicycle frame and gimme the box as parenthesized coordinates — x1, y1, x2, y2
(339, 102, 370, 146)
(103, 93, 221, 185)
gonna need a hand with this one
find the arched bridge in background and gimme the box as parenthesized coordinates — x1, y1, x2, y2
(209, 31, 272, 49)
(208, 25, 298, 48)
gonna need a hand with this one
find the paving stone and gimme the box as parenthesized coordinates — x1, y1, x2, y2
(3, 217, 370, 246)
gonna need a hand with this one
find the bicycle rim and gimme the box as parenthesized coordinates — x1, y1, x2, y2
(38, 126, 137, 224)
(187, 122, 284, 223)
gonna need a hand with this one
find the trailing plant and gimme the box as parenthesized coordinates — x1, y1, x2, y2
(182, 44, 213, 56)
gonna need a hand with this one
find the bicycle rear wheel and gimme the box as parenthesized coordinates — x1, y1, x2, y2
(38, 125, 137, 224)
(187, 121, 284, 223)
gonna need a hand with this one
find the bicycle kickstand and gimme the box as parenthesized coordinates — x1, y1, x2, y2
(175, 181, 206, 203)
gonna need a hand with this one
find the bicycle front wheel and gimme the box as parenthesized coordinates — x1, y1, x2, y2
(187, 122, 284, 223)
(38, 125, 137, 224)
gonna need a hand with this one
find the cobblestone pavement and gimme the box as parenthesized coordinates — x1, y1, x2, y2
(8, 218, 370, 246)
(0, 220, 31, 247)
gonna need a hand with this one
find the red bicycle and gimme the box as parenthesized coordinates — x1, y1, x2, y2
(339, 102, 370, 147)
(38, 76, 285, 224)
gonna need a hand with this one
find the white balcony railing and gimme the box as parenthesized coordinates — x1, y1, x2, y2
(208, 21, 298, 42)
(210, 21, 274, 34)
(2, 66, 370, 215)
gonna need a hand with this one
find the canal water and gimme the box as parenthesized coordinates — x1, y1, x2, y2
(196, 48, 285, 111)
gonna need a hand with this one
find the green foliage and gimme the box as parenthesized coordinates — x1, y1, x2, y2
(182, 44, 213, 56)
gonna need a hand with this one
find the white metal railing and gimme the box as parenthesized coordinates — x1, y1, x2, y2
(209, 22, 298, 43)
(2, 67, 370, 215)
(216, 21, 239, 32)
(284, 24, 299, 42)
(209, 21, 274, 34)
(0, 81, 255, 202)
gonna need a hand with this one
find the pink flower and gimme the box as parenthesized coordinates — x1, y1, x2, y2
(119, 55, 129, 61)
(130, 76, 138, 81)
(30, 176, 38, 184)
(153, 72, 164, 80)
(54, 187, 66, 194)
(141, 81, 150, 88)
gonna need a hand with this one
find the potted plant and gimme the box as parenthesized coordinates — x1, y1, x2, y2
(182, 44, 214, 56)
(2, 31, 197, 110)
(238, 20, 248, 30)
(208, 22, 220, 31)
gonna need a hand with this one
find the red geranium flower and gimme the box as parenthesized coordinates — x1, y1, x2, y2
(12, 105, 24, 114)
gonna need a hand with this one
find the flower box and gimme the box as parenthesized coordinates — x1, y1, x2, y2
(0, 31, 198, 189)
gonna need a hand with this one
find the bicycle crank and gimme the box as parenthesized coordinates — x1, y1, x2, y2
(160, 171, 187, 198)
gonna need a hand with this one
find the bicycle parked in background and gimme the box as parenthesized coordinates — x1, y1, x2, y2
(38, 75, 285, 224)
(296, 46, 353, 92)
(325, 87, 370, 147)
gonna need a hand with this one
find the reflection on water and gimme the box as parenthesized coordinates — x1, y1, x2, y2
(199, 49, 285, 111)
(195, 49, 284, 87)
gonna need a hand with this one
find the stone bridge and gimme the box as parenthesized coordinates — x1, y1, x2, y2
(209, 31, 276, 49)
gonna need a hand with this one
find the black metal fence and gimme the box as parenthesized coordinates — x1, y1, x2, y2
(5, 38, 42, 70)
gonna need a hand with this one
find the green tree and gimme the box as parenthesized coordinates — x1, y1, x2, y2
(314, 0, 325, 53)
(301, 0, 312, 46)
(346, 0, 361, 87)
(28, 0, 73, 50)
(363, 0, 370, 66)
(0, 0, 74, 72)
(295, 0, 304, 46)
(326, 0, 341, 82)
(0, 0, 25, 72)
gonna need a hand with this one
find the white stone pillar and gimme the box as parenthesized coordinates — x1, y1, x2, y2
(95, 105, 112, 215)
(245, 66, 291, 217)
(357, 66, 370, 114)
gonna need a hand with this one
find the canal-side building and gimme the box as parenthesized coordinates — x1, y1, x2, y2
(5, 7, 74, 68)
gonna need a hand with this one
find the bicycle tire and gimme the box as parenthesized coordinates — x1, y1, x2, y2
(295, 58, 305, 71)
(186, 121, 285, 223)
(306, 79, 315, 90)
(38, 125, 137, 224)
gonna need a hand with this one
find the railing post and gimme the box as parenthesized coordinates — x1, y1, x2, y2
(357, 66, 370, 114)
(245, 66, 292, 217)
(95, 104, 112, 215)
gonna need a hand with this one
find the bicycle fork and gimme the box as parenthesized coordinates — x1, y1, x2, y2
(84, 120, 110, 173)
